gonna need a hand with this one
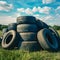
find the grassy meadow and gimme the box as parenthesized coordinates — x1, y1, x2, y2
(0, 30, 60, 60)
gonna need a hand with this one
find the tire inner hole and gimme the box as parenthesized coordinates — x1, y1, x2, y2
(6, 35, 13, 44)
(46, 33, 53, 45)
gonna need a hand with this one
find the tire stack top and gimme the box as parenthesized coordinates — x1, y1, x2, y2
(17, 16, 40, 51)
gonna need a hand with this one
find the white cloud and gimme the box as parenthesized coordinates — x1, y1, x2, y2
(38, 6, 51, 14)
(43, 15, 54, 21)
(35, 14, 60, 26)
(0, 1, 7, 4)
(0, 1, 13, 12)
(17, 8, 25, 12)
(17, 6, 52, 15)
(25, 8, 33, 15)
(55, 6, 60, 14)
(32, 7, 38, 12)
(0, 16, 16, 25)
(17, 8, 33, 15)
(42, 0, 56, 4)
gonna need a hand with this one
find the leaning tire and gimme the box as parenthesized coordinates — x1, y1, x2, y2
(49, 27, 60, 50)
(2, 30, 19, 49)
(18, 41, 41, 51)
(17, 16, 36, 24)
(37, 28, 58, 51)
(19, 32, 37, 41)
(8, 23, 17, 31)
(2, 28, 8, 34)
(17, 24, 38, 32)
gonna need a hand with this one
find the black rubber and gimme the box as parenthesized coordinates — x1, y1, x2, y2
(49, 27, 60, 50)
(17, 24, 38, 32)
(2, 30, 19, 49)
(19, 32, 37, 41)
(18, 41, 41, 51)
(17, 16, 36, 24)
(36, 19, 49, 30)
(36, 19, 43, 30)
(2, 28, 8, 34)
(37, 28, 58, 51)
(8, 23, 17, 31)
(42, 21, 49, 28)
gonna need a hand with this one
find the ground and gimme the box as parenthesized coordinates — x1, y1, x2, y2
(0, 30, 60, 60)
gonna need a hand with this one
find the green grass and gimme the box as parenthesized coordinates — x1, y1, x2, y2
(0, 49, 60, 60)
(0, 30, 2, 37)
(0, 30, 60, 60)
(57, 30, 60, 36)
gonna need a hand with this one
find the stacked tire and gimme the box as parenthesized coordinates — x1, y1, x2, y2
(36, 19, 49, 30)
(17, 16, 40, 51)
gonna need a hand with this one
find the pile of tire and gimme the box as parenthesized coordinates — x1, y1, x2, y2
(17, 16, 40, 51)
(1, 16, 60, 51)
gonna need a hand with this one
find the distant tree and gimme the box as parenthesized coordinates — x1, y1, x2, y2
(0, 24, 8, 30)
(0, 24, 2, 30)
(1, 25, 8, 30)
(53, 25, 60, 30)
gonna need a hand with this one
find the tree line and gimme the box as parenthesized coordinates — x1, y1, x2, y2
(49, 25, 60, 30)
(0, 24, 60, 30)
(0, 24, 8, 30)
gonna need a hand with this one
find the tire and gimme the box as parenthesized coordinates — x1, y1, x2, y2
(42, 21, 49, 28)
(17, 24, 38, 32)
(17, 16, 36, 24)
(2, 28, 8, 34)
(49, 27, 60, 50)
(19, 32, 37, 41)
(36, 19, 43, 30)
(8, 23, 17, 31)
(18, 41, 41, 51)
(36, 19, 49, 30)
(37, 28, 58, 51)
(2, 30, 19, 49)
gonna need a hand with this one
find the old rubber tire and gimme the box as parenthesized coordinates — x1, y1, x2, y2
(42, 21, 49, 28)
(19, 32, 37, 41)
(8, 23, 17, 31)
(37, 28, 58, 51)
(2, 28, 8, 34)
(36, 19, 43, 30)
(2, 30, 19, 49)
(18, 41, 41, 51)
(49, 27, 60, 50)
(36, 19, 49, 30)
(17, 16, 36, 24)
(17, 24, 38, 32)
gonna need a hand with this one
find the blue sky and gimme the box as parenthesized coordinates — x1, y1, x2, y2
(0, 0, 60, 25)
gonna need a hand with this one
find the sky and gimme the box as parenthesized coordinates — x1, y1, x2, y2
(0, 0, 60, 25)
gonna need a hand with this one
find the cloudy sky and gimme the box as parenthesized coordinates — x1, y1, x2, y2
(0, 0, 60, 25)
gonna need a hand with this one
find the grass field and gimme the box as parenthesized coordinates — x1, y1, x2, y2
(0, 30, 3, 37)
(0, 30, 60, 60)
